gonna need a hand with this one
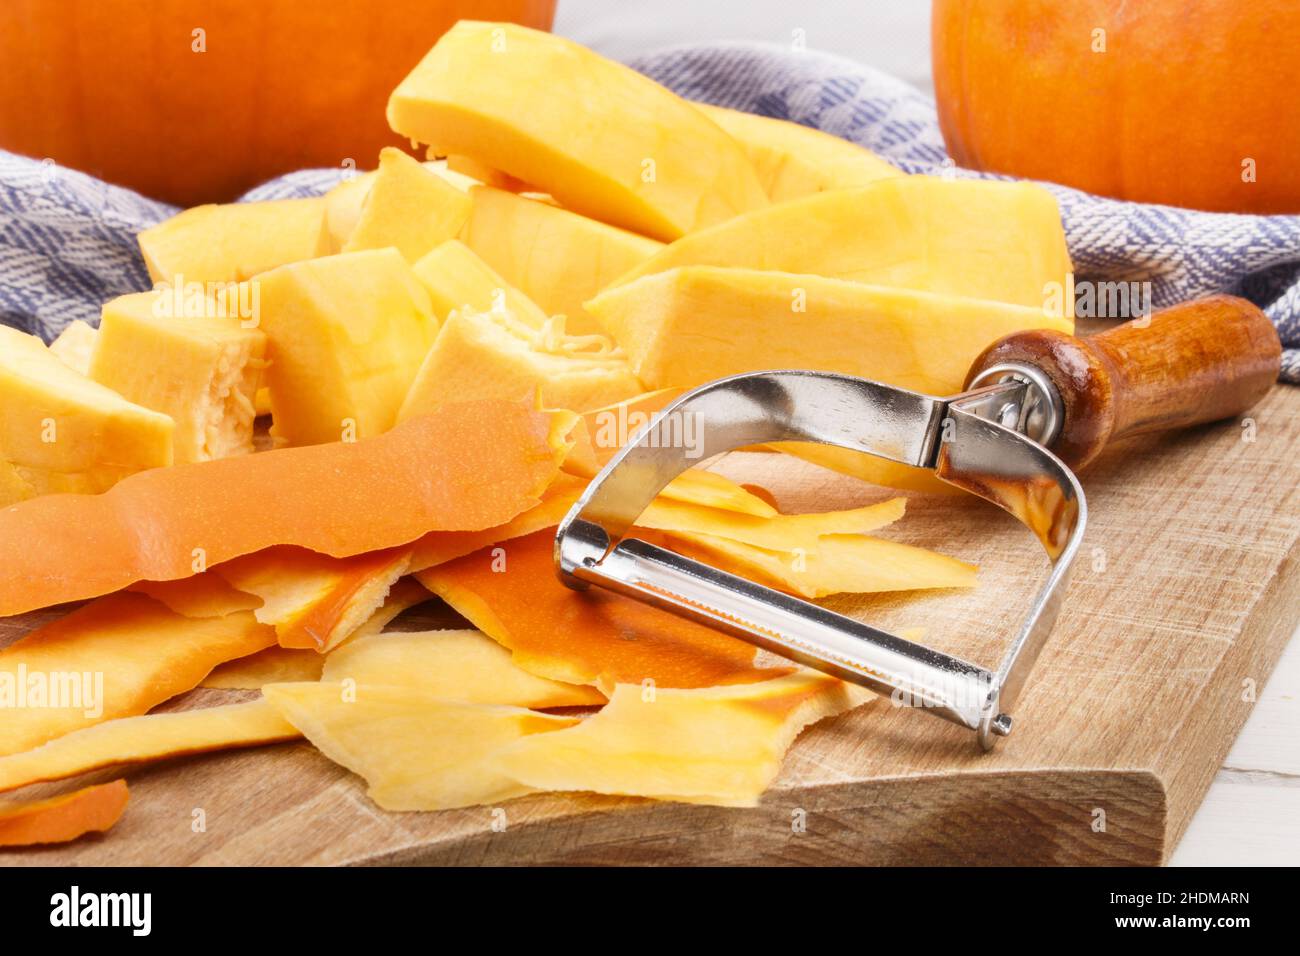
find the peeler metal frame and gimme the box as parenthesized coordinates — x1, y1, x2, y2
(555, 368, 1086, 750)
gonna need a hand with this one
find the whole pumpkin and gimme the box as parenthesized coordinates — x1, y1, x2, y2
(0, 1, 555, 205)
(932, 0, 1300, 214)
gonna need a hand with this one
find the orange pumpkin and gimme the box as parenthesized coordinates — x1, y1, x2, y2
(932, 0, 1300, 214)
(0, 1, 555, 205)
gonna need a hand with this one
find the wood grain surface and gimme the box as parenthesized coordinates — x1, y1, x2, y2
(2, 385, 1296, 867)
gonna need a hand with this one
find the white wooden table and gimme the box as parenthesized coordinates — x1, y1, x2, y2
(1170, 623, 1300, 865)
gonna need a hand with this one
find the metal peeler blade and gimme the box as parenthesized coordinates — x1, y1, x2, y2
(554, 369, 1086, 751)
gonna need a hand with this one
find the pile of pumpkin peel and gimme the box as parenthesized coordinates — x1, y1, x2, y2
(0, 22, 1077, 849)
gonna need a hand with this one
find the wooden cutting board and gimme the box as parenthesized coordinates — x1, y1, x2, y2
(3, 385, 1297, 867)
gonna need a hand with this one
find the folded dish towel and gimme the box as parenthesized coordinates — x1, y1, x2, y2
(1, 42, 1297, 382)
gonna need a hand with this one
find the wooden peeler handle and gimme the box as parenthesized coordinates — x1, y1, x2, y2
(966, 295, 1282, 470)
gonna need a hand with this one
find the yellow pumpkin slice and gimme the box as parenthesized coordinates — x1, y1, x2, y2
(201, 645, 325, 689)
(608, 177, 1072, 309)
(670, 531, 977, 599)
(0, 325, 174, 505)
(127, 574, 262, 618)
(47, 320, 98, 376)
(201, 579, 430, 689)
(323, 629, 605, 708)
(0, 779, 129, 847)
(496, 670, 871, 807)
(89, 291, 266, 463)
(397, 308, 643, 424)
(696, 104, 903, 201)
(262, 682, 576, 811)
(342, 147, 472, 263)
(0, 401, 572, 617)
(413, 239, 549, 327)
(0, 701, 299, 794)
(461, 186, 662, 335)
(215, 545, 412, 651)
(0, 593, 275, 755)
(588, 266, 1073, 395)
(639, 496, 906, 553)
(138, 197, 330, 285)
(388, 22, 767, 241)
(418, 530, 786, 693)
(257, 248, 438, 446)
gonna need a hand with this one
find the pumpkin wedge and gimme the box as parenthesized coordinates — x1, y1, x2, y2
(0, 701, 299, 794)
(0, 401, 572, 617)
(397, 308, 643, 423)
(138, 197, 330, 285)
(608, 177, 1072, 309)
(496, 670, 872, 807)
(588, 266, 1074, 395)
(89, 291, 267, 463)
(323, 160, 481, 253)
(257, 248, 438, 446)
(413, 239, 548, 327)
(263, 682, 577, 811)
(0, 593, 275, 755)
(418, 530, 787, 693)
(0, 326, 174, 505)
(323, 630, 605, 708)
(461, 186, 662, 335)
(342, 147, 472, 263)
(0, 779, 129, 847)
(388, 22, 767, 241)
(695, 104, 903, 201)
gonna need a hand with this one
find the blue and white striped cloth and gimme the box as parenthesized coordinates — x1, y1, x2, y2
(2, 42, 1297, 382)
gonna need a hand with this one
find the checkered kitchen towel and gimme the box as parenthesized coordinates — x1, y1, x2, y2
(2, 41, 1297, 382)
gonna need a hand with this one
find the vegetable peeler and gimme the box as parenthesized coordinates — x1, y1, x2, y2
(556, 295, 1282, 749)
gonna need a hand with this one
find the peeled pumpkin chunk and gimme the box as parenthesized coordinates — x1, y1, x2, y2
(413, 239, 548, 327)
(47, 320, 98, 376)
(257, 248, 439, 446)
(0, 326, 174, 505)
(589, 266, 1074, 395)
(88, 291, 266, 463)
(0, 701, 299, 794)
(496, 671, 871, 807)
(0, 401, 571, 616)
(0, 592, 275, 755)
(263, 682, 577, 811)
(0, 779, 129, 847)
(461, 186, 662, 335)
(342, 147, 472, 263)
(215, 545, 412, 651)
(695, 103, 903, 201)
(323, 160, 480, 253)
(397, 307, 643, 423)
(137, 197, 330, 285)
(609, 177, 1072, 308)
(324, 629, 604, 708)
(418, 529, 787, 693)
(387, 22, 768, 241)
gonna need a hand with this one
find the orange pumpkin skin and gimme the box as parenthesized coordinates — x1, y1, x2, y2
(0, 1, 555, 205)
(932, 0, 1300, 214)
